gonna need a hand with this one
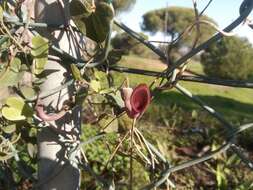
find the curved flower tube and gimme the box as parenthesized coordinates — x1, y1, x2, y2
(121, 84, 151, 119)
(35, 99, 67, 122)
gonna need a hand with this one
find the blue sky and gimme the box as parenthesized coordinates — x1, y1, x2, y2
(117, 0, 253, 43)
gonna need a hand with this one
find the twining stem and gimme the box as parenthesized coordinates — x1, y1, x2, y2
(101, 111, 126, 131)
(104, 130, 130, 169)
(129, 118, 136, 190)
(134, 128, 157, 167)
(132, 133, 151, 165)
(0, 18, 25, 52)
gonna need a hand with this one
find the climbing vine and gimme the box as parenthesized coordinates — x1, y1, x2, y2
(0, 0, 253, 189)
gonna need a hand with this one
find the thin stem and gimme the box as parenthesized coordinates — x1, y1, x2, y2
(175, 83, 253, 170)
(164, 1, 253, 78)
(129, 118, 136, 190)
(109, 66, 253, 89)
(142, 123, 253, 189)
(104, 131, 130, 169)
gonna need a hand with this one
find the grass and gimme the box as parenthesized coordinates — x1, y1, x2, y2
(113, 55, 253, 122)
(82, 55, 253, 189)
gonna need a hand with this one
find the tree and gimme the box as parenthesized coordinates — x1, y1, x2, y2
(111, 32, 157, 58)
(1, 0, 253, 189)
(141, 7, 216, 47)
(201, 36, 253, 80)
(112, 0, 136, 13)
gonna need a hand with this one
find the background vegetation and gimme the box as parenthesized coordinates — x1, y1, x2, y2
(1, 0, 253, 189)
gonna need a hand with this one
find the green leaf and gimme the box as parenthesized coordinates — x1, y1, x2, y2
(31, 36, 48, 75)
(70, 64, 83, 81)
(70, 0, 93, 19)
(2, 124, 16, 134)
(70, 1, 114, 43)
(0, 69, 19, 87)
(90, 80, 101, 92)
(27, 143, 37, 158)
(31, 36, 49, 57)
(33, 56, 47, 75)
(2, 106, 26, 120)
(191, 110, 198, 119)
(99, 115, 118, 133)
(1, 97, 33, 121)
(108, 91, 124, 108)
(0, 151, 15, 161)
(0, 57, 23, 87)
(20, 86, 36, 100)
(87, 3, 113, 42)
(0, 6, 3, 22)
(10, 57, 21, 72)
(70, 0, 92, 35)
(99, 87, 114, 94)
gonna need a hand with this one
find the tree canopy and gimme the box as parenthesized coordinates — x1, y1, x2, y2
(111, 32, 157, 58)
(141, 6, 216, 47)
(112, 0, 136, 13)
(201, 36, 253, 80)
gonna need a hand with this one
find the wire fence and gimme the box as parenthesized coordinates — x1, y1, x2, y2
(1, 0, 253, 189)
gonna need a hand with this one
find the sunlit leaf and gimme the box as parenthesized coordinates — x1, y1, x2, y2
(94, 70, 107, 80)
(27, 143, 37, 158)
(31, 36, 49, 57)
(0, 6, 3, 22)
(99, 87, 114, 94)
(108, 91, 124, 108)
(33, 56, 47, 75)
(87, 2, 114, 42)
(70, 1, 114, 42)
(31, 36, 48, 75)
(20, 86, 36, 100)
(90, 80, 101, 92)
(1, 97, 33, 121)
(0, 151, 15, 161)
(99, 115, 118, 133)
(71, 64, 83, 81)
(0, 69, 19, 87)
(10, 57, 21, 72)
(2, 124, 16, 134)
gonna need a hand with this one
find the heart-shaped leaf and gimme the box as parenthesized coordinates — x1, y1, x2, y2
(90, 80, 101, 92)
(108, 91, 124, 108)
(99, 115, 118, 133)
(2, 124, 16, 134)
(20, 86, 36, 100)
(70, 1, 114, 43)
(71, 64, 83, 81)
(33, 56, 47, 75)
(31, 36, 49, 57)
(70, 0, 93, 35)
(1, 97, 33, 121)
(86, 2, 114, 43)
(0, 69, 19, 87)
(27, 143, 37, 158)
(31, 36, 49, 75)
(10, 57, 21, 72)
(70, 0, 93, 19)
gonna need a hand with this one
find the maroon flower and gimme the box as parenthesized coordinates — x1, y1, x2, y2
(121, 84, 151, 119)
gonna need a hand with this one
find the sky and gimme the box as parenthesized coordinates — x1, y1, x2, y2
(117, 0, 253, 43)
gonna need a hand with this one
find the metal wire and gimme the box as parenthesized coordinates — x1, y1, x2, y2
(1, 0, 253, 189)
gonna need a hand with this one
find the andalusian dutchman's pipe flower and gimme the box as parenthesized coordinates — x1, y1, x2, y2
(35, 99, 67, 122)
(121, 84, 151, 119)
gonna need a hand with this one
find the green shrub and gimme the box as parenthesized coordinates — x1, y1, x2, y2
(201, 36, 253, 80)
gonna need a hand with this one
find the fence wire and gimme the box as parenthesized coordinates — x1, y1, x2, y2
(1, 0, 253, 189)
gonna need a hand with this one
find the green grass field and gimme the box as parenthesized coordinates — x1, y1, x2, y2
(114, 55, 253, 122)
